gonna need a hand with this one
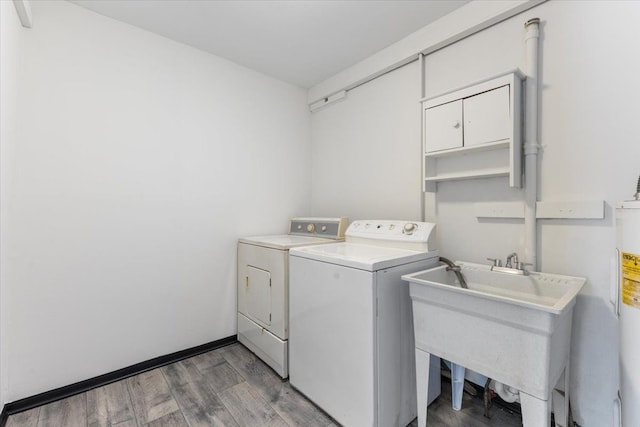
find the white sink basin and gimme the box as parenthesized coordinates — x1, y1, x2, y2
(403, 261, 585, 426)
(407, 261, 585, 315)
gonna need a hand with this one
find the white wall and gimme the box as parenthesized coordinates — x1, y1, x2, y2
(307, 0, 540, 104)
(310, 62, 422, 221)
(1, 0, 26, 410)
(310, 1, 640, 425)
(1, 0, 311, 402)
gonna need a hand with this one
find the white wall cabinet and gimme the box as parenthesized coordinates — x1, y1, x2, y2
(422, 72, 523, 191)
(424, 100, 463, 152)
(463, 85, 511, 147)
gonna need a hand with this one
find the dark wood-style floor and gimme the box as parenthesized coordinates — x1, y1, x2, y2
(6, 343, 523, 426)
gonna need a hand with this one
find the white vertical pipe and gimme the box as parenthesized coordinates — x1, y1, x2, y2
(419, 53, 426, 222)
(419, 53, 437, 223)
(524, 18, 540, 270)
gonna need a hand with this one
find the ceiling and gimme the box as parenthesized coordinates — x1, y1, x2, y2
(70, 0, 470, 89)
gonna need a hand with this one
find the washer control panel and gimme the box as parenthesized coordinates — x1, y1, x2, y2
(289, 217, 348, 239)
(346, 220, 436, 245)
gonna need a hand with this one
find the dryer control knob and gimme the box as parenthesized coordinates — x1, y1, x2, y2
(321, 225, 327, 232)
(403, 223, 417, 234)
(307, 224, 315, 233)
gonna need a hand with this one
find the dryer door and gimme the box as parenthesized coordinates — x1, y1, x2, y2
(246, 265, 271, 326)
(237, 242, 286, 336)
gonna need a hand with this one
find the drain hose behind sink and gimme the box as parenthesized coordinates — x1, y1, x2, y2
(492, 380, 521, 403)
(439, 257, 468, 289)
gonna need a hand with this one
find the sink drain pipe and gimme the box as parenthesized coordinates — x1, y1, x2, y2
(524, 18, 541, 271)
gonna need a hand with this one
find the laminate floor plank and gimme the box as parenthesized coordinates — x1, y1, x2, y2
(161, 359, 202, 388)
(198, 361, 245, 393)
(126, 369, 179, 425)
(5, 406, 40, 427)
(267, 382, 334, 427)
(219, 343, 284, 402)
(86, 380, 136, 427)
(218, 381, 288, 427)
(144, 410, 188, 427)
(190, 350, 226, 372)
(36, 394, 87, 427)
(162, 360, 239, 427)
(428, 396, 493, 427)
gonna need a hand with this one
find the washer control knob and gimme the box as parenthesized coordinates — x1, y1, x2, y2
(297, 224, 302, 230)
(307, 224, 315, 233)
(321, 225, 327, 232)
(403, 223, 417, 234)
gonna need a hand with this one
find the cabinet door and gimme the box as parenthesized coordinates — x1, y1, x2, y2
(463, 85, 510, 147)
(424, 100, 463, 153)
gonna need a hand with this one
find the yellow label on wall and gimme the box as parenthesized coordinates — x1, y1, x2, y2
(622, 252, 640, 309)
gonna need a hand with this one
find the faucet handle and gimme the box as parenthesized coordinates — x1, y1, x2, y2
(487, 257, 502, 267)
(518, 262, 532, 274)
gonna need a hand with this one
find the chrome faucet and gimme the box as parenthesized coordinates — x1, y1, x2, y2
(505, 253, 519, 269)
(487, 252, 530, 275)
(487, 257, 502, 267)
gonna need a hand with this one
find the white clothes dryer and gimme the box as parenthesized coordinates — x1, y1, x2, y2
(237, 217, 348, 378)
(289, 220, 441, 427)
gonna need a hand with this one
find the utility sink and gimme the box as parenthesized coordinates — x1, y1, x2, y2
(403, 261, 585, 427)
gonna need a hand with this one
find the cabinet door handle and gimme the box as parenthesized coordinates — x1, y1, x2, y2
(452, 120, 461, 129)
(246, 276, 249, 288)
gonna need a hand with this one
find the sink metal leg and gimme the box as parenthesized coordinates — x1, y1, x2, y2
(564, 362, 571, 426)
(520, 391, 551, 427)
(415, 348, 431, 427)
(552, 363, 571, 427)
(415, 348, 441, 427)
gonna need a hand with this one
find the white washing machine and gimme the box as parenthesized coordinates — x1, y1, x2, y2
(289, 220, 442, 427)
(237, 217, 348, 378)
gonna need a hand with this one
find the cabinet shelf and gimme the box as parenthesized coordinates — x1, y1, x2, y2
(423, 167, 510, 183)
(424, 140, 510, 159)
(422, 71, 523, 192)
